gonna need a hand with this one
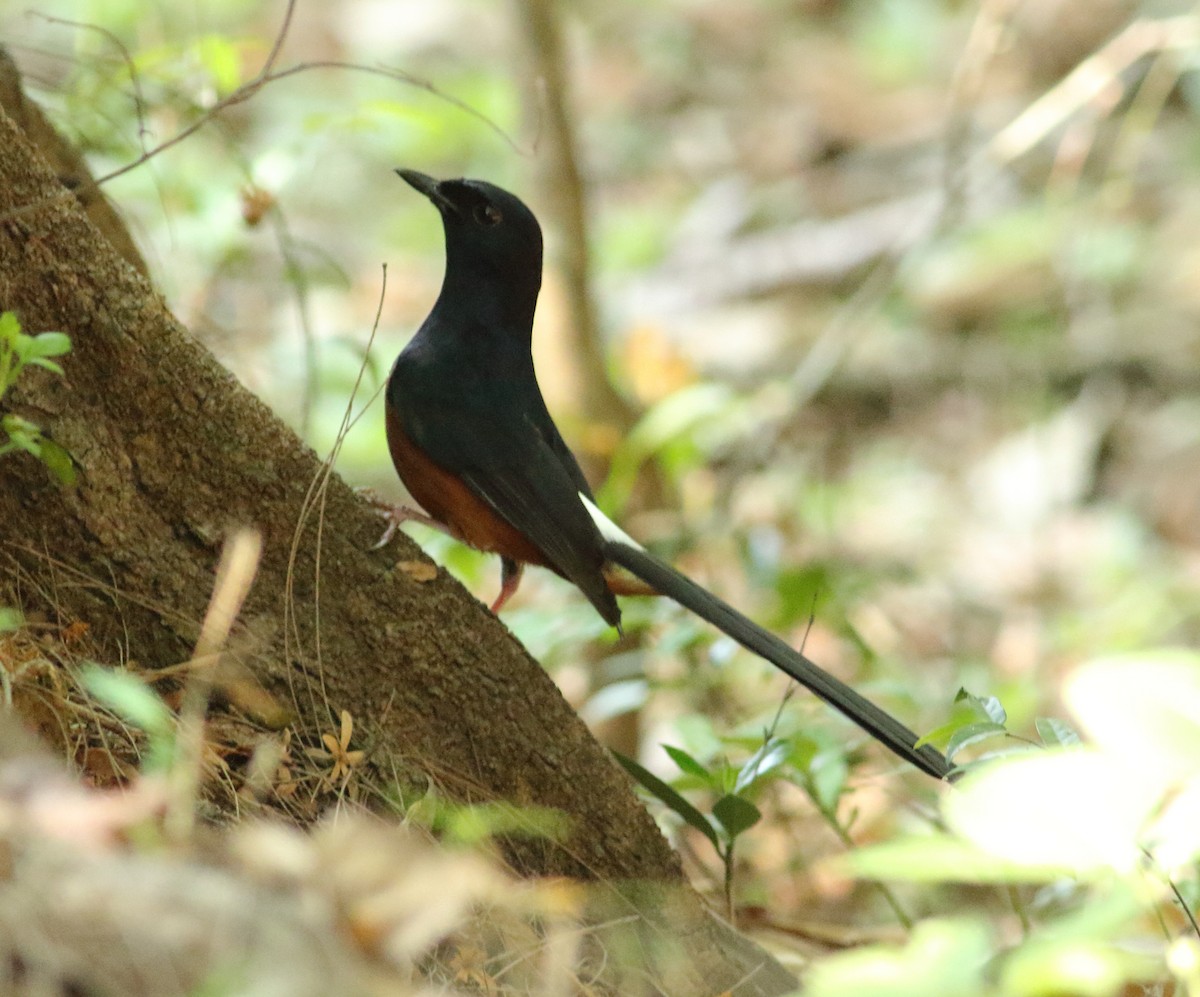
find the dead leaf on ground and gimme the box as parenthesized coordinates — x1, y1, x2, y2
(396, 560, 438, 583)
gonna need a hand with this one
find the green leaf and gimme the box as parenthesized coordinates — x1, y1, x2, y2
(946, 720, 1009, 760)
(787, 732, 823, 772)
(733, 736, 789, 794)
(0, 311, 20, 338)
(1065, 650, 1200, 784)
(27, 358, 65, 376)
(944, 748, 1160, 874)
(2, 419, 42, 457)
(712, 794, 761, 839)
(837, 618, 879, 668)
(808, 750, 851, 812)
(194, 35, 244, 94)
(0, 607, 23, 633)
(28, 332, 71, 358)
(80, 665, 173, 738)
(614, 750, 719, 850)
(978, 695, 1008, 725)
(1035, 716, 1081, 748)
(785, 733, 851, 811)
(38, 439, 77, 486)
(1145, 775, 1200, 869)
(999, 884, 1155, 996)
(843, 834, 1066, 883)
(803, 918, 992, 997)
(663, 744, 711, 781)
(914, 722, 956, 748)
(10, 333, 33, 365)
(954, 688, 1008, 725)
(2, 413, 39, 435)
(1002, 937, 1144, 997)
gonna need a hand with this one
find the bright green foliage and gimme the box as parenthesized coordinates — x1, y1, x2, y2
(0, 311, 75, 485)
(920, 688, 1083, 768)
(617, 739, 780, 916)
(618, 730, 859, 918)
(836, 649, 1200, 996)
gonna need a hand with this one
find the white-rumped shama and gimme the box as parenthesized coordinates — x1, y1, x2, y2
(380, 169, 949, 781)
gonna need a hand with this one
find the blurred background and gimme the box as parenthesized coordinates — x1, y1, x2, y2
(5, 0, 1200, 927)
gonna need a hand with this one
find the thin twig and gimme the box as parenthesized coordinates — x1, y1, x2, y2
(32, 13, 151, 152)
(26, 0, 523, 210)
(90, 0, 296, 188)
(282, 266, 388, 727)
(989, 15, 1200, 164)
(167, 528, 262, 841)
(941, 0, 1022, 228)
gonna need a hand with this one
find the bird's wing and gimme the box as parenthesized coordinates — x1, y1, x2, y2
(530, 393, 595, 500)
(397, 385, 620, 625)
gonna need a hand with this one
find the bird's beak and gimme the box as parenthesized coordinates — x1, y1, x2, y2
(396, 169, 458, 215)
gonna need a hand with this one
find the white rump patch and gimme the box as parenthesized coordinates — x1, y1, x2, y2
(579, 494, 645, 551)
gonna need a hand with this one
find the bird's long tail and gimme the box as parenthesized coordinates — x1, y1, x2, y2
(602, 539, 950, 781)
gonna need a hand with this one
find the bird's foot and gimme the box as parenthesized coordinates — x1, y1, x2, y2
(357, 488, 445, 549)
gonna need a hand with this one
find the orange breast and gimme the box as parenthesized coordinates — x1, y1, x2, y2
(385, 407, 549, 568)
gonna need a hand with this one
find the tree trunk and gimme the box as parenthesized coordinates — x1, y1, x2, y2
(0, 59, 795, 997)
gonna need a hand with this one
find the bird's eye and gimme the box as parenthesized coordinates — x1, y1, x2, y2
(474, 203, 502, 227)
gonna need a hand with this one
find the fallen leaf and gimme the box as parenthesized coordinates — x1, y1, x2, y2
(397, 560, 437, 583)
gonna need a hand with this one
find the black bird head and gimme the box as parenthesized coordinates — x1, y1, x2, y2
(397, 169, 543, 331)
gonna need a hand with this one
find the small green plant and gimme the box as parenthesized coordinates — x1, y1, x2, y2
(0, 310, 75, 484)
(616, 736, 784, 921)
(923, 687, 1083, 770)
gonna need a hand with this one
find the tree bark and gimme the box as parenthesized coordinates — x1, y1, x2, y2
(0, 62, 795, 997)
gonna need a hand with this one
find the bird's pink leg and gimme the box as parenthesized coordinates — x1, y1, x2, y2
(491, 557, 524, 613)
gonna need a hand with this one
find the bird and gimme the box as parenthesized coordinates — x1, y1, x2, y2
(377, 168, 950, 782)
